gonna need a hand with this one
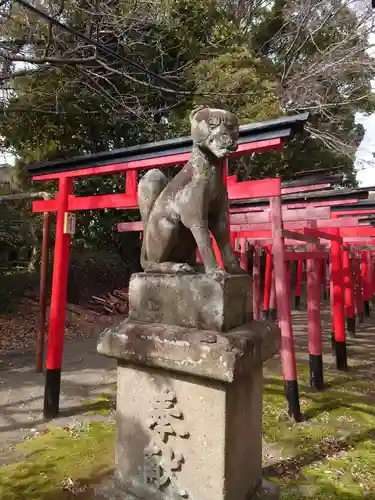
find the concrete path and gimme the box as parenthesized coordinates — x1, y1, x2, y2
(0, 336, 117, 463)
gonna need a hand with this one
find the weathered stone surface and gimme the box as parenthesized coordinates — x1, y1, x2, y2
(94, 479, 137, 499)
(94, 475, 280, 500)
(97, 319, 280, 383)
(114, 360, 263, 500)
(128, 272, 252, 332)
(138, 107, 244, 276)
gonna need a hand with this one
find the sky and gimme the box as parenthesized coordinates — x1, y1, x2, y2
(355, 112, 375, 187)
(354, 31, 375, 188)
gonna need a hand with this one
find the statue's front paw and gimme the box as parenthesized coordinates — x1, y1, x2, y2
(173, 263, 195, 274)
(206, 267, 228, 278)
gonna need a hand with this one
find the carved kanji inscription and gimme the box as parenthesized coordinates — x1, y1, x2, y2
(143, 388, 189, 498)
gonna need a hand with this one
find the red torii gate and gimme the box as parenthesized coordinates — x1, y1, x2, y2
(119, 187, 349, 420)
(27, 113, 309, 419)
(117, 176, 375, 421)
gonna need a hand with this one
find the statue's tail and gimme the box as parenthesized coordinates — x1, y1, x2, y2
(138, 169, 167, 222)
(138, 169, 167, 270)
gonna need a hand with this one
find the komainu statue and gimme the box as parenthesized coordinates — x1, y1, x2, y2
(138, 106, 244, 275)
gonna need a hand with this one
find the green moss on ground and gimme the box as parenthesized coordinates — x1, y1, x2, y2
(0, 422, 115, 500)
(83, 393, 115, 416)
(263, 364, 375, 499)
(1, 365, 375, 499)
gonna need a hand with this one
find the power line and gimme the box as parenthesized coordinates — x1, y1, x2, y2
(14, 0, 185, 95)
(12, 0, 276, 100)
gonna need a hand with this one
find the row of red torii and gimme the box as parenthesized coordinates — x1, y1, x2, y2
(28, 114, 375, 422)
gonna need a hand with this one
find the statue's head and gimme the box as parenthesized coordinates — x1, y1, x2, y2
(190, 106, 239, 158)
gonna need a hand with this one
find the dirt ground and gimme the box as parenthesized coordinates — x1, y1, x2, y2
(0, 297, 118, 356)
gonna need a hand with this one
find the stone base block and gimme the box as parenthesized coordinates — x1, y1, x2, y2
(97, 319, 280, 500)
(115, 361, 263, 500)
(98, 298, 280, 499)
(94, 478, 280, 500)
(94, 479, 137, 499)
(128, 272, 252, 332)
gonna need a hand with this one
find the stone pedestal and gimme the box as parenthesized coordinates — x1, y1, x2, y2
(128, 272, 253, 331)
(96, 273, 280, 500)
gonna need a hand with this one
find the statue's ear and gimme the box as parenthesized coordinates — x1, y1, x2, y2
(189, 106, 209, 122)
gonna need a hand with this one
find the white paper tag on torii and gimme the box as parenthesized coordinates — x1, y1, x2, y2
(63, 213, 76, 235)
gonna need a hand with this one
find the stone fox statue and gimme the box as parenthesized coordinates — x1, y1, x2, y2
(138, 106, 244, 275)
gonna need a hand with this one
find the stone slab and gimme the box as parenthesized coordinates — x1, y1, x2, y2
(97, 319, 280, 383)
(128, 272, 252, 332)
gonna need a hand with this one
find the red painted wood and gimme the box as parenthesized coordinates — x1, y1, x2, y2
(231, 206, 331, 224)
(321, 259, 328, 298)
(231, 217, 361, 232)
(285, 251, 327, 261)
(227, 178, 281, 201)
(32, 139, 283, 182)
(367, 250, 373, 299)
(226, 175, 237, 184)
(295, 259, 303, 298)
(342, 239, 375, 245)
(372, 253, 375, 295)
(222, 229, 273, 240)
(353, 255, 360, 317)
(230, 206, 265, 213)
(282, 230, 319, 244)
(330, 228, 346, 343)
(353, 249, 364, 317)
(239, 237, 248, 271)
(281, 183, 330, 195)
(306, 222, 323, 357)
(46, 178, 73, 370)
(118, 221, 143, 231)
(226, 181, 330, 197)
(33, 154, 190, 182)
(366, 249, 372, 300)
(330, 259, 334, 333)
(270, 268, 276, 311)
(270, 196, 298, 381)
(284, 199, 359, 209)
(119, 217, 364, 234)
(340, 227, 375, 237)
(343, 245, 354, 320)
(33, 193, 138, 213)
(126, 170, 137, 196)
(263, 246, 273, 312)
(361, 250, 372, 301)
(304, 228, 342, 242)
(332, 209, 375, 218)
(233, 138, 283, 155)
(252, 242, 261, 320)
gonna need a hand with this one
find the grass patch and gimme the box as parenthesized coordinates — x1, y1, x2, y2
(0, 421, 115, 500)
(263, 363, 375, 498)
